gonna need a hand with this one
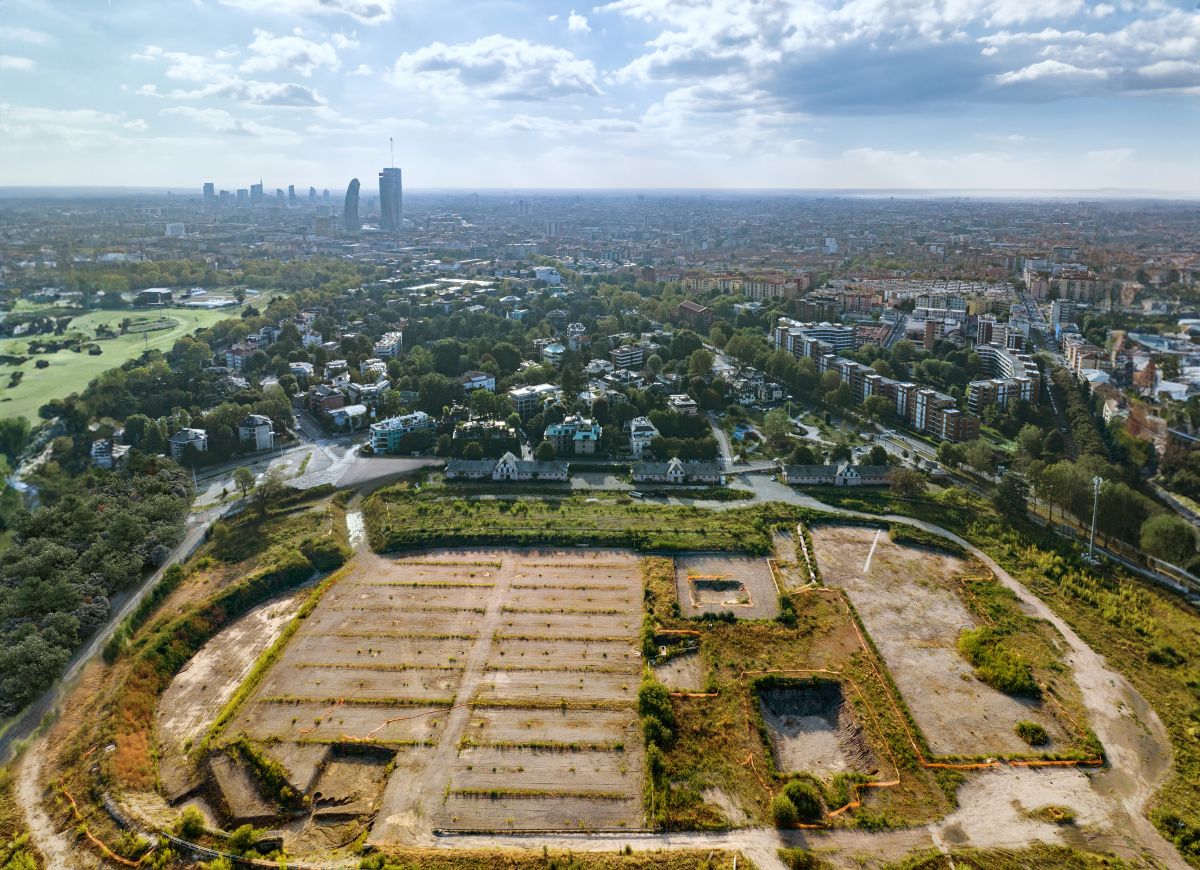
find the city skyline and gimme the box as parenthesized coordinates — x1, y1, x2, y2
(2, 0, 1200, 191)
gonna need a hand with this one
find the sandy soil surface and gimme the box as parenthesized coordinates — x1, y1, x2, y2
(675, 554, 780, 619)
(653, 651, 703, 691)
(156, 591, 303, 797)
(810, 524, 1065, 756)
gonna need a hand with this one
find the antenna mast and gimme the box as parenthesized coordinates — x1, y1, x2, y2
(389, 137, 394, 168)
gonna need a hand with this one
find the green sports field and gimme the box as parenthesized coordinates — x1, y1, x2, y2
(0, 300, 270, 423)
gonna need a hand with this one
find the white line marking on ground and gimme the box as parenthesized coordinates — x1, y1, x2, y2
(863, 528, 882, 575)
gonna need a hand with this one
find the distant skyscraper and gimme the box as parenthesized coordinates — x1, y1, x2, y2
(202, 182, 215, 202)
(236, 188, 249, 206)
(309, 186, 317, 202)
(344, 178, 361, 232)
(288, 184, 297, 207)
(276, 189, 285, 206)
(379, 167, 402, 236)
(250, 182, 263, 205)
(322, 189, 330, 201)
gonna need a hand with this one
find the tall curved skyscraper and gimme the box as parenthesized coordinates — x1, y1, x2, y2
(344, 178, 360, 232)
(379, 167, 402, 236)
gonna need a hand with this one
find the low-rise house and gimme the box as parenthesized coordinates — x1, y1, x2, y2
(835, 464, 890, 486)
(238, 414, 275, 452)
(783, 463, 891, 487)
(668, 394, 700, 415)
(459, 371, 496, 392)
(289, 361, 315, 379)
(168, 428, 208, 461)
(632, 456, 722, 486)
(370, 411, 436, 453)
(308, 384, 345, 413)
(328, 403, 369, 431)
(783, 464, 838, 486)
(445, 451, 569, 482)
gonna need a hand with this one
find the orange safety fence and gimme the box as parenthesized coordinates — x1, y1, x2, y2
(296, 698, 345, 735)
(354, 702, 471, 742)
(60, 785, 142, 868)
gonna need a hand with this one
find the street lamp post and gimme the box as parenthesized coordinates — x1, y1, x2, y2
(1087, 475, 1103, 564)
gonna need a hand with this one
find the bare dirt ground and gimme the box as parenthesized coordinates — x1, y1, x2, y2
(187, 547, 648, 849)
(674, 554, 780, 620)
(810, 524, 1066, 757)
(653, 651, 703, 691)
(156, 590, 304, 798)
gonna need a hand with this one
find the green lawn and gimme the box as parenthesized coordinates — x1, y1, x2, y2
(0, 301, 271, 423)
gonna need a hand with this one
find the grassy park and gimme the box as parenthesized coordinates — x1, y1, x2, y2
(0, 300, 273, 423)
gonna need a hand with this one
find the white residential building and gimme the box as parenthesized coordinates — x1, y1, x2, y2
(238, 414, 275, 451)
(628, 416, 659, 457)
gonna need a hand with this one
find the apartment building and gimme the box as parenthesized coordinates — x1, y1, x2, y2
(373, 331, 404, 359)
(509, 382, 559, 418)
(369, 411, 436, 453)
(544, 415, 602, 455)
(610, 344, 645, 370)
(771, 317, 981, 442)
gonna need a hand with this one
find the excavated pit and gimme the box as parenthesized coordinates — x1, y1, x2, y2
(758, 682, 877, 778)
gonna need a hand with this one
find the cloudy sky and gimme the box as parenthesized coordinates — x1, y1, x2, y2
(2, 0, 1199, 191)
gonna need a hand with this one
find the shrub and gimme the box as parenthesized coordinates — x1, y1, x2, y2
(227, 824, 259, 855)
(1015, 720, 1049, 746)
(299, 534, 351, 571)
(1148, 644, 1186, 668)
(782, 780, 824, 822)
(771, 793, 799, 826)
(957, 626, 1039, 697)
(176, 805, 206, 839)
(778, 847, 821, 869)
(641, 715, 673, 748)
(776, 593, 798, 627)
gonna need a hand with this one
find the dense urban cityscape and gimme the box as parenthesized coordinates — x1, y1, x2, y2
(3, 0, 1200, 868)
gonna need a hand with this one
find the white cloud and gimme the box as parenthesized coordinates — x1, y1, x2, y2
(162, 105, 299, 140)
(217, 0, 394, 24)
(165, 78, 326, 106)
(123, 119, 149, 131)
(0, 55, 35, 71)
(352, 63, 373, 75)
(331, 32, 358, 49)
(0, 103, 143, 147)
(995, 59, 1108, 84)
(568, 10, 590, 32)
(1091, 4, 1115, 18)
(241, 28, 340, 76)
(547, 14, 559, 21)
(0, 26, 51, 45)
(486, 113, 636, 136)
(389, 34, 600, 100)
